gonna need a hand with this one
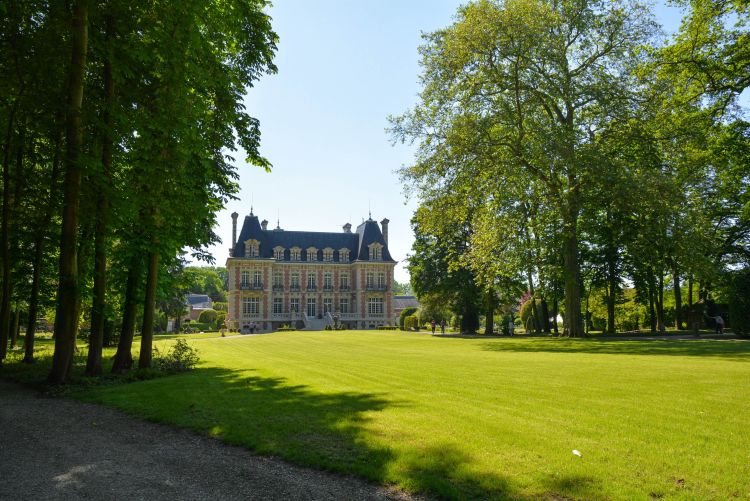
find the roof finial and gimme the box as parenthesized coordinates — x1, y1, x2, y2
(276, 209, 280, 229)
(368, 199, 372, 220)
(250, 194, 254, 216)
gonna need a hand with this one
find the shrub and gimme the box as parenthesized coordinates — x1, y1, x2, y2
(213, 302, 228, 312)
(198, 309, 218, 324)
(404, 314, 420, 331)
(153, 339, 200, 373)
(182, 322, 212, 332)
(277, 324, 296, 332)
(214, 311, 227, 329)
(377, 326, 398, 330)
(399, 307, 418, 330)
(729, 268, 750, 338)
(519, 299, 543, 331)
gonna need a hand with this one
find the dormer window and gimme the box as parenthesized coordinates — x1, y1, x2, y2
(339, 248, 349, 262)
(290, 247, 301, 261)
(273, 246, 285, 260)
(245, 239, 260, 258)
(368, 243, 383, 261)
(306, 247, 318, 261)
(323, 247, 334, 262)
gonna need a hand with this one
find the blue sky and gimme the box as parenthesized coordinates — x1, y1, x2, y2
(207, 0, 686, 283)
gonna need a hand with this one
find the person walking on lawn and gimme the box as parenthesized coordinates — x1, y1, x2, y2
(430, 319, 436, 334)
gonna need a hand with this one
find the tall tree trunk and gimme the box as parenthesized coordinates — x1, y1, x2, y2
(49, 0, 88, 384)
(673, 268, 683, 330)
(112, 261, 140, 373)
(562, 210, 583, 337)
(656, 273, 665, 333)
(24, 136, 61, 364)
(0, 114, 16, 365)
(10, 308, 19, 348)
(86, 12, 115, 376)
(540, 297, 550, 333)
(138, 252, 159, 369)
(648, 281, 656, 333)
(606, 256, 617, 334)
(688, 275, 693, 307)
(483, 289, 495, 336)
(551, 296, 559, 335)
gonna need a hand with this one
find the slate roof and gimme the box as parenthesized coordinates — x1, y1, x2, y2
(232, 214, 395, 262)
(393, 296, 420, 310)
(186, 294, 212, 306)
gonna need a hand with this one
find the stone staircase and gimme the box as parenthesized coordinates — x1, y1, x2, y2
(303, 313, 333, 331)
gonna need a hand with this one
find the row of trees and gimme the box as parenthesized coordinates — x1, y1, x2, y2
(392, 0, 749, 335)
(0, 0, 277, 382)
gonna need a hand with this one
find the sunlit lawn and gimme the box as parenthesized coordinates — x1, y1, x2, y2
(4, 331, 750, 499)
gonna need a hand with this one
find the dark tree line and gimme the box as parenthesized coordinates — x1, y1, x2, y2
(0, 0, 277, 382)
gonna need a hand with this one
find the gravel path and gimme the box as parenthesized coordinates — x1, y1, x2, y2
(0, 380, 411, 501)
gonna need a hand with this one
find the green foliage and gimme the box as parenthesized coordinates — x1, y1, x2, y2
(276, 325, 296, 332)
(214, 311, 227, 330)
(198, 309, 218, 324)
(153, 339, 200, 373)
(213, 302, 228, 312)
(404, 314, 420, 331)
(729, 269, 750, 338)
(377, 326, 399, 330)
(399, 307, 418, 330)
(182, 322, 212, 333)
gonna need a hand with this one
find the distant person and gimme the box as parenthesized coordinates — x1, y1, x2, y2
(714, 315, 725, 334)
(250, 321, 256, 334)
(508, 318, 515, 336)
(430, 319, 436, 334)
(440, 319, 446, 334)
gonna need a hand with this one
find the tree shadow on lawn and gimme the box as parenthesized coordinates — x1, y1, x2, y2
(83, 366, 521, 499)
(480, 337, 750, 360)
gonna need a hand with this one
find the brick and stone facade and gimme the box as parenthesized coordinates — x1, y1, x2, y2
(226, 211, 396, 332)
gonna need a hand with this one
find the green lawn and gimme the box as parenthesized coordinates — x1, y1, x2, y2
(6, 331, 750, 499)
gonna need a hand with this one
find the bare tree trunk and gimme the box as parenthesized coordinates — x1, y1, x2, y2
(86, 14, 114, 376)
(483, 289, 495, 336)
(551, 297, 559, 335)
(0, 112, 16, 365)
(138, 252, 159, 369)
(49, 0, 88, 384)
(9, 308, 19, 348)
(673, 268, 683, 330)
(540, 297, 550, 333)
(648, 280, 656, 333)
(688, 275, 693, 306)
(562, 207, 583, 337)
(656, 273, 665, 333)
(24, 135, 61, 364)
(112, 260, 140, 373)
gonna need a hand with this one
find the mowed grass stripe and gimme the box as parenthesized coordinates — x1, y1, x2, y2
(74, 331, 750, 500)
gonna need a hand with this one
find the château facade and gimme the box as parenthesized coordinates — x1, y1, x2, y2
(226, 211, 396, 332)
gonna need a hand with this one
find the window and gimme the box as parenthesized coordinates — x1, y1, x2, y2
(339, 298, 349, 313)
(324, 298, 332, 313)
(243, 297, 259, 317)
(273, 272, 282, 287)
(241, 270, 250, 286)
(274, 247, 284, 260)
(245, 239, 260, 257)
(307, 273, 316, 289)
(253, 270, 262, 287)
(369, 244, 382, 261)
(323, 248, 333, 262)
(368, 297, 383, 315)
(290, 247, 301, 261)
(339, 249, 349, 262)
(273, 297, 283, 314)
(290, 298, 300, 313)
(306, 247, 318, 261)
(324, 272, 332, 289)
(291, 273, 300, 289)
(307, 298, 316, 317)
(366, 272, 374, 288)
(377, 272, 386, 288)
(340, 273, 349, 289)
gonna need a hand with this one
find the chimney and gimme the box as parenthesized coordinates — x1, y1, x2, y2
(380, 218, 390, 246)
(231, 212, 239, 251)
(343, 222, 352, 233)
(261, 219, 268, 231)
